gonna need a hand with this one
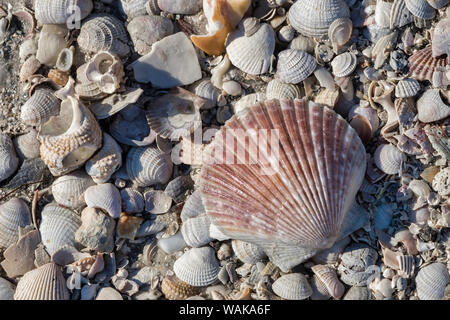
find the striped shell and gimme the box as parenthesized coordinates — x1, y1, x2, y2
(77, 14, 130, 57)
(120, 188, 144, 213)
(84, 183, 122, 219)
(180, 189, 206, 222)
(404, 0, 435, 19)
(85, 133, 122, 183)
(395, 78, 421, 98)
(173, 246, 220, 287)
(432, 18, 450, 58)
(161, 275, 200, 300)
(275, 50, 317, 84)
(408, 46, 448, 82)
(266, 79, 303, 100)
(272, 273, 312, 300)
(373, 144, 406, 175)
(225, 22, 275, 75)
(397, 255, 415, 278)
(21, 88, 61, 127)
(417, 89, 450, 123)
(118, 0, 148, 20)
(14, 263, 69, 300)
(0, 198, 32, 249)
(51, 169, 95, 208)
(310, 275, 331, 300)
(331, 52, 357, 77)
(311, 264, 345, 299)
(144, 190, 173, 214)
(426, 0, 450, 8)
(181, 215, 214, 247)
(328, 18, 353, 54)
(0, 133, 19, 183)
(35, 0, 93, 24)
(415, 263, 449, 300)
(231, 240, 267, 264)
(199, 99, 366, 271)
(288, 0, 350, 37)
(126, 147, 173, 187)
(390, 0, 413, 29)
(192, 79, 220, 109)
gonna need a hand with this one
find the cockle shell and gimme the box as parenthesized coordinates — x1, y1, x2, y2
(328, 18, 353, 54)
(395, 78, 421, 98)
(199, 99, 367, 271)
(84, 183, 122, 219)
(432, 167, 450, 196)
(126, 147, 173, 187)
(161, 275, 200, 300)
(373, 144, 406, 175)
(77, 14, 130, 57)
(84, 51, 124, 94)
(404, 0, 435, 19)
(275, 50, 317, 84)
(272, 273, 312, 300)
(408, 46, 448, 82)
(127, 15, 174, 56)
(173, 246, 220, 287)
(331, 52, 357, 77)
(288, 0, 350, 37)
(225, 21, 275, 75)
(181, 215, 214, 247)
(266, 79, 303, 100)
(231, 240, 267, 264)
(14, 263, 69, 300)
(417, 89, 450, 123)
(311, 265, 345, 299)
(390, 0, 413, 29)
(190, 0, 251, 56)
(21, 87, 61, 127)
(85, 133, 122, 183)
(13, 130, 41, 160)
(0, 133, 19, 183)
(180, 189, 206, 222)
(0, 198, 32, 249)
(38, 96, 102, 176)
(144, 190, 173, 214)
(415, 263, 449, 300)
(51, 169, 95, 208)
(118, 0, 148, 20)
(192, 79, 220, 109)
(35, 0, 93, 25)
(36, 24, 69, 67)
(39, 203, 81, 256)
(120, 188, 144, 214)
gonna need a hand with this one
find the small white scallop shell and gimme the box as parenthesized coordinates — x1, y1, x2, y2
(120, 188, 144, 214)
(432, 167, 450, 196)
(181, 215, 214, 248)
(395, 78, 421, 98)
(331, 52, 357, 77)
(416, 89, 450, 123)
(266, 79, 303, 100)
(20, 88, 61, 127)
(85, 133, 122, 183)
(415, 263, 449, 300)
(404, 0, 435, 19)
(144, 190, 172, 214)
(311, 265, 345, 299)
(328, 18, 353, 54)
(35, 0, 93, 24)
(373, 144, 406, 175)
(51, 170, 95, 208)
(84, 183, 122, 219)
(272, 273, 312, 300)
(14, 263, 70, 300)
(275, 49, 317, 84)
(231, 240, 267, 264)
(0, 198, 32, 249)
(180, 189, 206, 222)
(39, 203, 81, 256)
(126, 147, 173, 187)
(0, 133, 19, 183)
(173, 246, 220, 287)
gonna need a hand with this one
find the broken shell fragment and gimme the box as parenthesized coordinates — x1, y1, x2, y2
(395, 78, 421, 98)
(85, 133, 122, 183)
(0, 133, 19, 183)
(417, 89, 450, 123)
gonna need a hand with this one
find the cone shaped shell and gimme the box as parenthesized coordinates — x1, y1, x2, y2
(415, 263, 449, 300)
(272, 273, 312, 300)
(51, 170, 95, 208)
(84, 183, 122, 219)
(0, 198, 32, 249)
(35, 0, 93, 25)
(14, 263, 69, 300)
(275, 50, 317, 84)
(199, 99, 367, 250)
(0, 133, 19, 183)
(408, 46, 448, 82)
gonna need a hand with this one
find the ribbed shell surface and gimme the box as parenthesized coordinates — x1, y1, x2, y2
(14, 263, 69, 300)
(431, 18, 450, 57)
(51, 170, 94, 208)
(84, 183, 122, 218)
(404, 0, 435, 19)
(199, 99, 367, 250)
(415, 263, 449, 300)
(20, 88, 61, 127)
(231, 240, 267, 264)
(35, 0, 93, 24)
(85, 133, 122, 183)
(408, 46, 448, 82)
(266, 79, 303, 100)
(180, 189, 206, 221)
(275, 50, 317, 84)
(0, 198, 31, 249)
(395, 78, 421, 98)
(272, 273, 312, 300)
(0, 133, 19, 183)
(118, 0, 148, 20)
(181, 215, 214, 247)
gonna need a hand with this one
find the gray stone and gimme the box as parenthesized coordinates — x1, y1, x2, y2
(75, 207, 115, 253)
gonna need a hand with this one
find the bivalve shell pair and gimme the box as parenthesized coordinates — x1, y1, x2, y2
(0, 133, 19, 183)
(51, 169, 95, 208)
(21, 87, 61, 127)
(331, 52, 358, 78)
(415, 263, 449, 300)
(272, 273, 312, 300)
(35, 0, 93, 25)
(275, 50, 317, 84)
(416, 89, 450, 123)
(85, 133, 122, 183)
(0, 198, 32, 249)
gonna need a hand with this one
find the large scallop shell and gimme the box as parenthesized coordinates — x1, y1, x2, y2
(404, 0, 435, 19)
(331, 52, 357, 77)
(181, 215, 214, 248)
(373, 144, 406, 175)
(38, 96, 102, 176)
(51, 169, 95, 208)
(85, 133, 122, 183)
(408, 46, 448, 82)
(14, 263, 69, 300)
(272, 273, 312, 300)
(415, 263, 449, 300)
(225, 21, 275, 75)
(287, 0, 350, 37)
(395, 78, 421, 98)
(417, 89, 450, 123)
(161, 275, 200, 300)
(173, 246, 220, 287)
(84, 183, 122, 219)
(0, 133, 19, 183)
(77, 14, 130, 57)
(21, 87, 61, 127)
(275, 50, 317, 84)
(199, 99, 367, 271)
(35, 0, 93, 25)
(39, 203, 81, 256)
(126, 147, 173, 187)
(432, 18, 450, 58)
(231, 240, 267, 264)
(0, 198, 32, 249)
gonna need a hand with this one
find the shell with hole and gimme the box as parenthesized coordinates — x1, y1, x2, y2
(390, 0, 413, 29)
(20, 87, 61, 127)
(51, 169, 95, 209)
(417, 89, 450, 123)
(0, 198, 32, 249)
(272, 273, 312, 300)
(35, 0, 93, 25)
(84, 183, 122, 219)
(0, 133, 19, 183)
(85, 133, 122, 183)
(275, 49, 317, 84)
(84, 51, 124, 95)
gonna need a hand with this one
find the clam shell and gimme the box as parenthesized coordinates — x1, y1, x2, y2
(404, 0, 435, 19)
(395, 78, 421, 98)
(328, 18, 353, 54)
(275, 50, 317, 84)
(173, 246, 220, 287)
(127, 15, 174, 56)
(38, 96, 102, 176)
(331, 52, 357, 77)
(84, 183, 122, 219)
(180, 189, 206, 222)
(191, 79, 220, 109)
(390, 0, 413, 29)
(14, 263, 69, 300)
(311, 265, 345, 299)
(181, 215, 214, 247)
(408, 46, 448, 82)
(0, 133, 19, 183)
(231, 240, 267, 264)
(161, 275, 200, 300)
(373, 144, 406, 175)
(272, 273, 312, 300)
(35, 0, 93, 25)
(120, 188, 144, 214)
(200, 99, 366, 271)
(266, 79, 303, 100)
(144, 190, 172, 214)
(310, 275, 331, 300)
(126, 147, 173, 187)
(118, 0, 148, 20)
(225, 22, 275, 75)
(85, 133, 122, 183)
(432, 167, 450, 196)
(417, 89, 450, 123)
(13, 129, 41, 160)
(77, 14, 130, 57)
(21, 88, 61, 127)
(0, 278, 15, 300)
(0, 198, 32, 249)
(288, 0, 350, 37)
(39, 203, 81, 256)
(415, 263, 449, 300)
(51, 169, 95, 208)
